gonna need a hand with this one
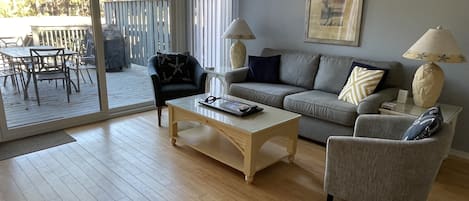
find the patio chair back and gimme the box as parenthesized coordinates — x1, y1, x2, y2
(30, 48, 67, 73)
(0, 53, 22, 93)
(29, 48, 71, 105)
(67, 39, 96, 85)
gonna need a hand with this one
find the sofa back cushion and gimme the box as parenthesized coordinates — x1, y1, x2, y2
(261, 48, 320, 89)
(352, 58, 403, 89)
(314, 55, 354, 94)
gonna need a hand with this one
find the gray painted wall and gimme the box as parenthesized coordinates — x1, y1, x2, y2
(239, 0, 469, 152)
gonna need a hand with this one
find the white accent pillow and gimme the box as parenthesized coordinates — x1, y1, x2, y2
(338, 66, 385, 105)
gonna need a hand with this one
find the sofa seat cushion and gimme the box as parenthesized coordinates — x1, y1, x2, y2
(229, 83, 307, 108)
(284, 90, 358, 126)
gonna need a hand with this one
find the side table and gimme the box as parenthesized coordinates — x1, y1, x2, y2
(379, 100, 463, 155)
(205, 67, 231, 94)
(379, 101, 462, 125)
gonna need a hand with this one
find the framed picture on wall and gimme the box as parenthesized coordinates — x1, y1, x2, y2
(305, 0, 363, 46)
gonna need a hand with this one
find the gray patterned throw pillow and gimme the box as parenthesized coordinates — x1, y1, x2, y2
(402, 106, 443, 140)
(156, 52, 193, 83)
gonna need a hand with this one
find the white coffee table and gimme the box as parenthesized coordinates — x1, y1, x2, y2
(166, 94, 301, 183)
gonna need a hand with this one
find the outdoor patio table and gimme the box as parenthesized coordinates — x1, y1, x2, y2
(0, 46, 79, 100)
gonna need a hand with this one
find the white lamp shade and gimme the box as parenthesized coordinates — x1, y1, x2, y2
(222, 18, 256, 40)
(403, 26, 466, 63)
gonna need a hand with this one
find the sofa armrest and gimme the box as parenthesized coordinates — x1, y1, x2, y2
(224, 67, 248, 87)
(357, 88, 398, 114)
(325, 136, 442, 201)
(354, 114, 415, 140)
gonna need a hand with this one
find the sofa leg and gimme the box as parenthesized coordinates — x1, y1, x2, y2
(157, 106, 162, 127)
(327, 194, 333, 201)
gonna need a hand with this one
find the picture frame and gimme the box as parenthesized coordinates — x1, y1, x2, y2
(304, 0, 364, 46)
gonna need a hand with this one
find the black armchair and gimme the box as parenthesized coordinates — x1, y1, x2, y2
(148, 54, 207, 126)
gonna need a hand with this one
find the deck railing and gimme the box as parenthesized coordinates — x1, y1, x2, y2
(104, 0, 171, 65)
(31, 25, 90, 53)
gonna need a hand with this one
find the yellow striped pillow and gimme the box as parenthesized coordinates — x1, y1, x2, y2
(338, 66, 385, 105)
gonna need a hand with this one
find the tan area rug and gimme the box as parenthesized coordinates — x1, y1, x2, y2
(0, 130, 76, 161)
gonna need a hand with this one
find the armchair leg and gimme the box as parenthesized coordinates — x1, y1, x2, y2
(327, 194, 333, 201)
(157, 106, 162, 127)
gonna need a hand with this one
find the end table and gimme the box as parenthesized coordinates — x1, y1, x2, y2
(379, 100, 463, 157)
(205, 67, 231, 94)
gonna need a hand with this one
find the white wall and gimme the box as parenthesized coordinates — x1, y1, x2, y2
(239, 0, 469, 152)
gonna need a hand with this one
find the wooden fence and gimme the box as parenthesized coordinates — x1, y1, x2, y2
(104, 0, 171, 65)
(31, 25, 90, 53)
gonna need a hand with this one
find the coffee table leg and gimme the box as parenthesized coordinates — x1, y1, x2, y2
(287, 124, 299, 163)
(244, 175, 254, 184)
(168, 105, 178, 145)
(243, 138, 257, 184)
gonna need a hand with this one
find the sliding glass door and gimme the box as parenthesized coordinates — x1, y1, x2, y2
(0, 0, 100, 129)
(0, 0, 239, 142)
(101, 0, 164, 110)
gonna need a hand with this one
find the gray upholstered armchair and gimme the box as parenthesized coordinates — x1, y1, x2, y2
(324, 115, 453, 201)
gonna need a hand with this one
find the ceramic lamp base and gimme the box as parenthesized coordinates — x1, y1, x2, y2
(412, 62, 444, 108)
(230, 40, 246, 69)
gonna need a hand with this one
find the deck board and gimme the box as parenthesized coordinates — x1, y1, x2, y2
(1, 64, 153, 128)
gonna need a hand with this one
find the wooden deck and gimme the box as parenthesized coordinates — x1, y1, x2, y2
(1, 64, 154, 128)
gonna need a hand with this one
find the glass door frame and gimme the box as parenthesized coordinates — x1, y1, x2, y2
(0, 0, 155, 142)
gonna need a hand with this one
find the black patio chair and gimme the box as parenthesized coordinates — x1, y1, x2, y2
(148, 53, 207, 127)
(30, 48, 71, 106)
(67, 38, 96, 86)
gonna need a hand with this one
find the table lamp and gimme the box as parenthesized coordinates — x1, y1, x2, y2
(403, 26, 466, 107)
(222, 18, 256, 69)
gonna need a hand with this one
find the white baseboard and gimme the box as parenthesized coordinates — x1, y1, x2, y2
(450, 149, 469, 160)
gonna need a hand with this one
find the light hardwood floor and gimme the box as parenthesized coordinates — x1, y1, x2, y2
(0, 110, 468, 201)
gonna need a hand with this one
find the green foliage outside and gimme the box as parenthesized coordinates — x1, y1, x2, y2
(0, 0, 91, 17)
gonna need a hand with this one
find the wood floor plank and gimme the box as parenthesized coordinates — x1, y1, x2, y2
(25, 154, 80, 201)
(75, 126, 194, 201)
(0, 160, 45, 201)
(38, 149, 98, 201)
(13, 156, 61, 201)
(0, 170, 27, 201)
(67, 141, 150, 201)
(73, 133, 169, 201)
(1, 110, 468, 201)
(59, 143, 129, 201)
(48, 146, 115, 201)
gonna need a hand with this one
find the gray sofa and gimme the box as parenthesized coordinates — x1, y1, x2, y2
(225, 48, 404, 143)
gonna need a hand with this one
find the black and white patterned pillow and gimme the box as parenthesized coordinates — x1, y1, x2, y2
(402, 106, 443, 140)
(156, 52, 193, 84)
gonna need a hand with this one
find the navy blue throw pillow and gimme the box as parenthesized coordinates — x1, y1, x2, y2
(402, 106, 443, 140)
(246, 55, 281, 83)
(346, 61, 388, 92)
(156, 52, 192, 83)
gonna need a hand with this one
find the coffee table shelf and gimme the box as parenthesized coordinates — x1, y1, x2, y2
(177, 125, 290, 172)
